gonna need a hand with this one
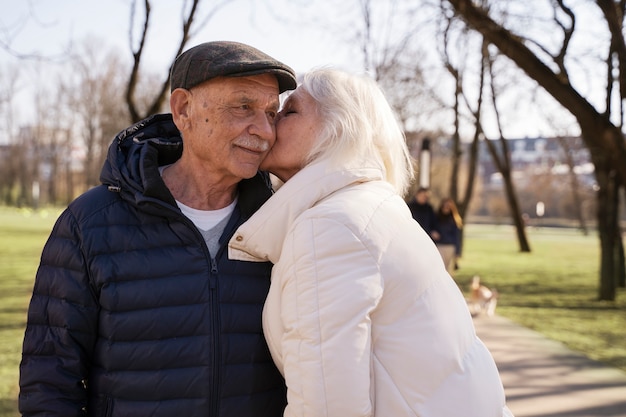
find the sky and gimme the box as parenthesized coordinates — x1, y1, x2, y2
(1, 0, 355, 76)
(0, 0, 369, 141)
(0, 0, 589, 140)
(1, 0, 374, 136)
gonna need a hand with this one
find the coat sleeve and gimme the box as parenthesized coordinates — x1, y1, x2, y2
(19, 209, 98, 417)
(279, 217, 382, 417)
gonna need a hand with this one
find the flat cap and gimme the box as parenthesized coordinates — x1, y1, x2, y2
(170, 41, 297, 93)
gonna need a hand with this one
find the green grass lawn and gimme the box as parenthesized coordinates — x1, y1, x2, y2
(0, 207, 62, 417)
(0, 208, 624, 417)
(455, 224, 626, 372)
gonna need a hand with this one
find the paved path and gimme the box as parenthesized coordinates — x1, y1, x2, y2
(474, 315, 626, 417)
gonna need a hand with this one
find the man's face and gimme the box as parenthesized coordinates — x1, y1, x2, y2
(178, 73, 280, 183)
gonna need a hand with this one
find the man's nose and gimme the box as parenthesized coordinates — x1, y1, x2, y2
(248, 111, 275, 141)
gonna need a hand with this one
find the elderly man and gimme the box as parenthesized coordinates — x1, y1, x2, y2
(19, 41, 296, 417)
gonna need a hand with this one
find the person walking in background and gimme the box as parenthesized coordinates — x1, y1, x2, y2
(434, 197, 463, 275)
(19, 41, 296, 417)
(229, 68, 513, 417)
(407, 186, 440, 241)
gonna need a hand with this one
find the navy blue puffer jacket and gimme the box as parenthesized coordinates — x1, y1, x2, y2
(19, 114, 286, 417)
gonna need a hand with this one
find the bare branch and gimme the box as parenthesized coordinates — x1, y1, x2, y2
(126, 0, 152, 122)
(484, 42, 512, 173)
(143, 0, 202, 117)
(187, 0, 231, 39)
(596, 0, 626, 108)
(123, 0, 230, 122)
(359, 0, 372, 72)
(0, 2, 72, 61)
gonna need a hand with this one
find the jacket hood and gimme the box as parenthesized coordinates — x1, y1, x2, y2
(100, 113, 183, 207)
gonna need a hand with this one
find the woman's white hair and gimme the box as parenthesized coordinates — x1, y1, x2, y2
(300, 67, 414, 195)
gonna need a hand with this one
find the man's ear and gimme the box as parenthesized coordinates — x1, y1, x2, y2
(170, 88, 191, 130)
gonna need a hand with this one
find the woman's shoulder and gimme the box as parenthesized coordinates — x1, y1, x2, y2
(293, 181, 411, 245)
(306, 180, 396, 216)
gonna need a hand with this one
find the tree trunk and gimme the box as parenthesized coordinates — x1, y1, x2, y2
(450, 81, 462, 202)
(483, 137, 532, 253)
(614, 181, 625, 288)
(594, 159, 617, 301)
(617, 231, 626, 288)
(557, 136, 589, 235)
(501, 166, 531, 252)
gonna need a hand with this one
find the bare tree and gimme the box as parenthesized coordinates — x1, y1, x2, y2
(352, 0, 452, 191)
(446, 0, 626, 300)
(62, 41, 129, 188)
(125, 0, 229, 123)
(0, 3, 72, 61)
(0, 63, 21, 205)
(436, 6, 529, 252)
(437, 11, 483, 233)
(483, 40, 531, 252)
(556, 135, 589, 234)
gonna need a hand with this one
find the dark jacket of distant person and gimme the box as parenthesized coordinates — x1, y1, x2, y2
(18, 114, 286, 417)
(435, 212, 462, 255)
(407, 191, 438, 238)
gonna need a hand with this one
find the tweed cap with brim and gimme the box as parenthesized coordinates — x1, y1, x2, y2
(170, 41, 297, 93)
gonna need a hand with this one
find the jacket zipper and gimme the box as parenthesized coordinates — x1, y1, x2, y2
(160, 205, 224, 416)
(176, 212, 221, 417)
(209, 254, 220, 417)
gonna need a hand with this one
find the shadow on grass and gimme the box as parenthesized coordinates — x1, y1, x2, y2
(504, 302, 622, 310)
(1, 226, 55, 237)
(0, 397, 18, 417)
(0, 305, 27, 331)
(0, 322, 26, 331)
(456, 276, 625, 311)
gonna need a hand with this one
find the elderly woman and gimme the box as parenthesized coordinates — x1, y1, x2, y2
(229, 68, 513, 417)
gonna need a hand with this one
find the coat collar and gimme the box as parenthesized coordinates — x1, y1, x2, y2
(228, 159, 383, 263)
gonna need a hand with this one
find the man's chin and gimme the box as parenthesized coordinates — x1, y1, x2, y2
(236, 163, 264, 180)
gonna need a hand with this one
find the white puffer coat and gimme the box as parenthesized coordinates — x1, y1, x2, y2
(229, 160, 513, 417)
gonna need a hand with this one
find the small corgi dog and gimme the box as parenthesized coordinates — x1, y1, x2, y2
(468, 275, 498, 317)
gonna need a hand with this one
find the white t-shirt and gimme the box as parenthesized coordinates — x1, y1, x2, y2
(176, 199, 237, 231)
(160, 165, 237, 256)
(176, 197, 238, 258)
